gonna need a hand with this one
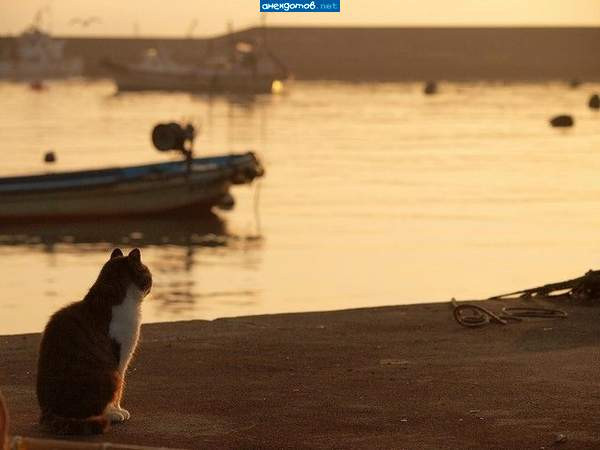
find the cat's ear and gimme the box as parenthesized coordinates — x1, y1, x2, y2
(110, 248, 124, 259)
(128, 248, 141, 262)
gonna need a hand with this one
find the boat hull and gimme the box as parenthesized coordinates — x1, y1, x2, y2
(114, 72, 276, 94)
(105, 61, 278, 94)
(0, 153, 263, 222)
(0, 59, 83, 80)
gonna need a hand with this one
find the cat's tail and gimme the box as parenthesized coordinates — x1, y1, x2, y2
(40, 411, 109, 435)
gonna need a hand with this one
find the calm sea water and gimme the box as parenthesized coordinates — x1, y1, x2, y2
(1, 79, 599, 335)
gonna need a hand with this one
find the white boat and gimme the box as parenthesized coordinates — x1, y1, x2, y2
(0, 26, 83, 80)
(104, 42, 288, 94)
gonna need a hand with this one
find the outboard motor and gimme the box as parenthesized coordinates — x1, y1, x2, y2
(152, 122, 196, 159)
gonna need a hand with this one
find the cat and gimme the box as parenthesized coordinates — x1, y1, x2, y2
(0, 391, 7, 450)
(36, 248, 152, 435)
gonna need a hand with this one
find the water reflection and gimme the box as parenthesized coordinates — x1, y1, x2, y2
(192, 91, 266, 107)
(0, 214, 228, 249)
(108, 85, 272, 109)
(7, 80, 600, 336)
(0, 214, 263, 330)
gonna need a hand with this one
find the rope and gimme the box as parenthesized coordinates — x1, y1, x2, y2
(502, 306, 567, 319)
(488, 269, 600, 300)
(451, 298, 567, 328)
(253, 179, 262, 238)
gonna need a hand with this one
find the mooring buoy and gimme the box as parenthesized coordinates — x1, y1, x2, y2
(423, 81, 437, 95)
(44, 151, 56, 163)
(549, 115, 574, 128)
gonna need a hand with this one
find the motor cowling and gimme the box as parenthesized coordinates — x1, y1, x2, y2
(152, 122, 196, 154)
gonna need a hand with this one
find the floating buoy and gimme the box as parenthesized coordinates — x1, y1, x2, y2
(44, 151, 56, 163)
(423, 81, 437, 95)
(30, 80, 45, 91)
(549, 115, 574, 128)
(589, 94, 600, 110)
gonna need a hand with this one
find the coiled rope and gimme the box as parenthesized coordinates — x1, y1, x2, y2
(451, 298, 567, 328)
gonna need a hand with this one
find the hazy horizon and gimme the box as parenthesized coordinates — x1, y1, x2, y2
(1, 0, 599, 38)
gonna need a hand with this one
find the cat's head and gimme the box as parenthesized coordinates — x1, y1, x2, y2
(97, 248, 153, 301)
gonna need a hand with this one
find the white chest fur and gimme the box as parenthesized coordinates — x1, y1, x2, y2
(109, 284, 143, 374)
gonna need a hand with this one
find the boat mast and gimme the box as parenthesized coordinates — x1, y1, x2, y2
(227, 21, 234, 63)
(261, 15, 267, 50)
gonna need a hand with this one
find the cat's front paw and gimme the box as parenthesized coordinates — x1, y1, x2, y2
(105, 409, 125, 423)
(117, 407, 131, 421)
(105, 405, 127, 423)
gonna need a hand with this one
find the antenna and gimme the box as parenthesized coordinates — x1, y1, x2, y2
(186, 18, 198, 39)
(227, 21, 234, 61)
(261, 14, 267, 47)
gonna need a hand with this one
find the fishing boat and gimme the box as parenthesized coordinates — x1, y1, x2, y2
(0, 25, 82, 80)
(0, 124, 264, 222)
(103, 41, 288, 94)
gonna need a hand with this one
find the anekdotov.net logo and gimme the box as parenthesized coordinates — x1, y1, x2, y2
(260, 0, 340, 12)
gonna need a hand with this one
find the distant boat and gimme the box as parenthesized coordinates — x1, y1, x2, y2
(0, 152, 264, 222)
(0, 26, 83, 80)
(103, 41, 288, 94)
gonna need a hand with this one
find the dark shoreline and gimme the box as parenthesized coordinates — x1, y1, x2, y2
(1, 298, 599, 449)
(2, 27, 600, 82)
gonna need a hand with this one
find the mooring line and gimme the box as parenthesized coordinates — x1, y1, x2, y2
(451, 298, 567, 328)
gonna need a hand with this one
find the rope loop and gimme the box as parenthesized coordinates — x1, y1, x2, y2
(452, 300, 567, 328)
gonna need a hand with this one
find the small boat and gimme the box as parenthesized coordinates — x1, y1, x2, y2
(103, 41, 288, 94)
(0, 152, 264, 223)
(0, 15, 83, 80)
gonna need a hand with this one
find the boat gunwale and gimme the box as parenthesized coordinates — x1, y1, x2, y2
(0, 170, 230, 198)
(0, 152, 259, 195)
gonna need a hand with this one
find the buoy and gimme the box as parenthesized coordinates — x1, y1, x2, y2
(589, 94, 600, 110)
(423, 81, 437, 95)
(549, 115, 574, 128)
(44, 151, 56, 163)
(30, 80, 45, 91)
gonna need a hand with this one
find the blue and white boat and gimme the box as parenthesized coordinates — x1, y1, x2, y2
(0, 152, 264, 222)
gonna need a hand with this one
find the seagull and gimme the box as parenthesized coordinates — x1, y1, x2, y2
(69, 16, 102, 27)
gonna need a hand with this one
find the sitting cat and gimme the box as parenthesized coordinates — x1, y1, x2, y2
(36, 248, 152, 435)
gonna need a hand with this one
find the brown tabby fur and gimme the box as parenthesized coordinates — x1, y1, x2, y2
(36, 248, 152, 435)
(0, 391, 7, 450)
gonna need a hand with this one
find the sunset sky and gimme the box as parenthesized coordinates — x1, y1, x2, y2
(1, 0, 599, 37)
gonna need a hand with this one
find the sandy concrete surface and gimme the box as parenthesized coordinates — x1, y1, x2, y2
(1, 298, 599, 449)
